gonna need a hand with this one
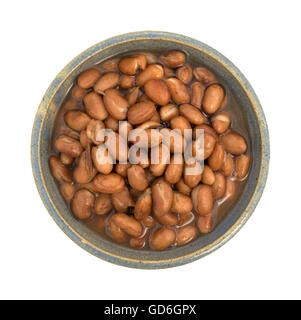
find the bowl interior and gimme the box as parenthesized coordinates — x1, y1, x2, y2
(34, 33, 265, 268)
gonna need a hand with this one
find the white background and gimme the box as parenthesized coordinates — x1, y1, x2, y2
(0, 0, 300, 300)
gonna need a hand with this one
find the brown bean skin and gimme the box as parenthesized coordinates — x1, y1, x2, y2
(176, 225, 198, 246)
(126, 87, 140, 106)
(111, 187, 135, 212)
(212, 112, 231, 134)
(134, 188, 152, 220)
(71, 189, 95, 220)
(235, 154, 251, 180)
(192, 185, 213, 216)
(64, 111, 91, 131)
(193, 67, 216, 86)
(149, 144, 170, 176)
(150, 110, 161, 123)
(142, 215, 156, 228)
(165, 78, 190, 104)
(197, 214, 214, 234)
(86, 119, 105, 145)
(144, 79, 171, 106)
(137, 64, 164, 87)
(156, 212, 178, 226)
(175, 178, 191, 195)
(127, 165, 149, 191)
(160, 104, 179, 122)
(221, 154, 234, 177)
(49, 156, 72, 182)
(108, 220, 128, 243)
(224, 178, 236, 201)
(202, 84, 225, 114)
(160, 51, 186, 68)
(104, 116, 119, 132)
(152, 178, 173, 217)
(212, 172, 226, 200)
(115, 163, 131, 178)
(208, 143, 225, 171)
(60, 182, 75, 201)
(77, 68, 101, 89)
(170, 116, 191, 137)
(221, 131, 247, 155)
(93, 173, 125, 193)
(201, 165, 215, 185)
(183, 159, 203, 188)
(100, 58, 120, 72)
(111, 213, 143, 237)
(193, 124, 218, 141)
(54, 135, 83, 158)
(171, 192, 193, 215)
(176, 64, 193, 84)
(83, 92, 108, 120)
(129, 234, 147, 249)
(94, 72, 119, 94)
(79, 130, 92, 149)
(72, 87, 86, 100)
(191, 82, 204, 109)
(120, 75, 135, 89)
(60, 152, 74, 165)
(164, 154, 183, 184)
(103, 88, 129, 120)
(150, 227, 176, 250)
(73, 149, 97, 184)
(127, 101, 156, 125)
(91, 145, 113, 174)
(95, 194, 112, 215)
(118, 54, 147, 75)
(179, 104, 206, 125)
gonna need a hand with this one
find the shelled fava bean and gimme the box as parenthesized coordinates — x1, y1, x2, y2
(49, 50, 251, 251)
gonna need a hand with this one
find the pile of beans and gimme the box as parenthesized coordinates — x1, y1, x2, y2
(49, 50, 251, 250)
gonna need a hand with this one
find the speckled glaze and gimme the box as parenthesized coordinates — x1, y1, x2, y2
(31, 31, 269, 269)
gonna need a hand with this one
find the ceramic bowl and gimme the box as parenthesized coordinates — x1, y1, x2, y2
(31, 31, 269, 269)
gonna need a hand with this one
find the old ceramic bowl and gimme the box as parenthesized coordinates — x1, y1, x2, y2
(31, 31, 269, 268)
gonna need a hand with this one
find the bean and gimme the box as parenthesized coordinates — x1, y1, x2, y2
(120, 75, 135, 89)
(202, 84, 224, 114)
(77, 68, 101, 89)
(197, 214, 214, 234)
(64, 110, 91, 131)
(176, 225, 198, 246)
(221, 154, 234, 176)
(212, 172, 226, 200)
(165, 78, 190, 104)
(137, 64, 164, 87)
(171, 191, 193, 215)
(111, 187, 135, 212)
(193, 67, 216, 85)
(73, 149, 97, 184)
(208, 143, 225, 171)
(224, 178, 236, 201)
(170, 116, 191, 137)
(60, 182, 75, 201)
(103, 88, 129, 120)
(94, 72, 119, 94)
(111, 213, 143, 237)
(212, 112, 231, 134)
(160, 104, 179, 122)
(149, 144, 170, 176)
(93, 173, 125, 193)
(125, 87, 140, 106)
(119, 54, 147, 75)
(156, 212, 178, 226)
(104, 116, 119, 132)
(164, 154, 183, 184)
(176, 64, 193, 84)
(191, 82, 204, 109)
(91, 145, 113, 174)
(134, 188, 152, 220)
(72, 87, 86, 100)
(192, 185, 213, 216)
(60, 152, 74, 165)
(95, 194, 112, 215)
(108, 220, 128, 243)
(115, 163, 131, 178)
(221, 131, 247, 155)
(160, 51, 186, 68)
(83, 92, 108, 120)
(235, 154, 250, 180)
(152, 178, 173, 217)
(201, 165, 215, 185)
(144, 79, 171, 106)
(54, 135, 83, 158)
(86, 119, 105, 145)
(127, 101, 156, 125)
(71, 189, 95, 220)
(175, 178, 191, 195)
(150, 228, 176, 250)
(183, 159, 203, 188)
(179, 104, 206, 125)
(127, 165, 149, 191)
